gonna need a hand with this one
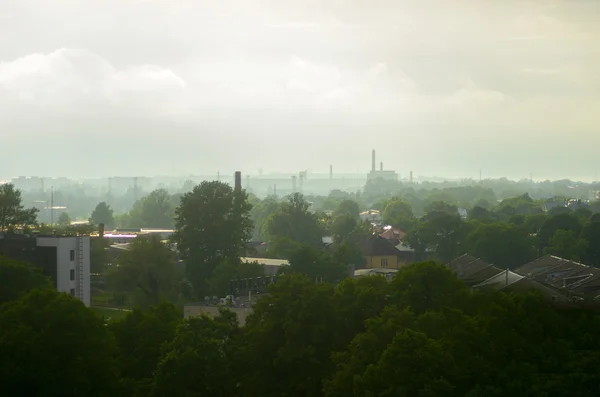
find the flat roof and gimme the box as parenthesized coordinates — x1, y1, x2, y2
(241, 257, 289, 267)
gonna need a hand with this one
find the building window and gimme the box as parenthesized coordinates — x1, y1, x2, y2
(70, 269, 75, 281)
(70, 250, 75, 261)
(70, 288, 76, 296)
(380, 258, 388, 268)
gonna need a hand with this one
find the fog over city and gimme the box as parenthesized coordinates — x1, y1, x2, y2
(1, 0, 599, 180)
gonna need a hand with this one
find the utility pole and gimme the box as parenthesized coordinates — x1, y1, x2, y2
(133, 177, 139, 203)
(50, 186, 54, 226)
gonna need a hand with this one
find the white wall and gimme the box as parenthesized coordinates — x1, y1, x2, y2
(36, 236, 91, 307)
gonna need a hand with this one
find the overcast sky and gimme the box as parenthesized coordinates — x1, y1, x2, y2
(1, 0, 598, 181)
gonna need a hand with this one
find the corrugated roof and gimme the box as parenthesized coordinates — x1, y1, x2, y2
(474, 270, 524, 290)
(516, 255, 600, 298)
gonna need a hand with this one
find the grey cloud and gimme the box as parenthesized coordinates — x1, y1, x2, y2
(1, 0, 599, 181)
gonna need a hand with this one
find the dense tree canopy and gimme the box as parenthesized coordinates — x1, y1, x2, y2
(0, 256, 52, 304)
(90, 201, 115, 229)
(265, 193, 324, 248)
(382, 198, 415, 230)
(173, 181, 253, 297)
(0, 290, 119, 397)
(0, 183, 38, 231)
(334, 199, 360, 219)
(108, 235, 180, 308)
(465, 222, 537, 269)
(127, 189, 176, 229)
(109, 302, 182, 396)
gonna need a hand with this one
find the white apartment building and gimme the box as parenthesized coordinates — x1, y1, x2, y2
(0, 235, 91, 306)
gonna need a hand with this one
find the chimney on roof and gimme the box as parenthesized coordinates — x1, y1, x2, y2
(371, 149, 376, 172)
(234, 171, 242, 192)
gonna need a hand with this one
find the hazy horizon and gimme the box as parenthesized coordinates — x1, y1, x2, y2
(2, 0, 599, 181)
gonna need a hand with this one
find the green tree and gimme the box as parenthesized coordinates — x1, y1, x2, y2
(465, 222, 537, 270)
(129, 189, 175, 229)
(265, 236, 301, 259)
(331, 213, 358, 242)
(90, 201, 115, 229)
(324, 306, 416, 397)
(208, 258, 265, 297)
(354, 329, 454, 397)
(57, 211, 71, 226)
(0, 290, 119, 397)
(389, 261, 468, 314)
(90, 237, 111, 274)
(332, 240, 366, 270)
(109, 302, 182, 396)
(419, 210, 464, 262)
(334, 199, 360, 219)
(266, 193, 324, 247)
(581, 220, 600, 266)
(108, 235, 180, 307)
(469, 206, 495, 222)
(382, 198, 415, 230)
(242, 274, 341, 397)
(173, 181, 253, 297)
(249, 197, 281, 241)
(543, 229, 587, 261)
(334, 275, 390, 345)
(0, 256, 52, 304)
(538, 212, 582, 250)
(286, 245, 349, 283)
(150, 311, 240, 397)
(0, 183, 38, 231)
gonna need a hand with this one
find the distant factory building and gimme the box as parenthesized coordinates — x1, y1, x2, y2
(367, 149, 398, 182)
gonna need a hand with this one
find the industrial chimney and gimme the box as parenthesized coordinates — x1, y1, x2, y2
(234, 171, 242, 192)
(371, 149, 376, 172)
(410, 171, 413, 183)
(292, 175, 297, 193)
(329, 165, 333, 180)
(380, 162, 383, 171)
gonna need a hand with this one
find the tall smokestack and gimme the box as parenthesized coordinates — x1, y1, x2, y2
(292, 175, 297, 193)
(329, 165, 333, 180)
(410, 171, 413, 183)
(371, 149, 376, 172)
(234, 171, 242, 192)
(380, 162, 383, 171)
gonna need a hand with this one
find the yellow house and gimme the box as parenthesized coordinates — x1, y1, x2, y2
(361, 236, 411, 270)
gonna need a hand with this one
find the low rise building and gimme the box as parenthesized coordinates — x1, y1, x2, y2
(361, 235, 410, 269)
(446, 254, 503, 286)
(241, 257, 289, 276)
(354, 268, 398, 282)
(515, 255, 600, 301)
(0, 234, 91, 306)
